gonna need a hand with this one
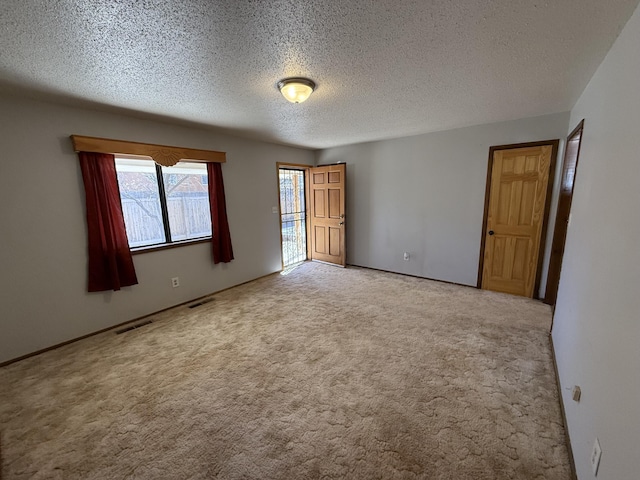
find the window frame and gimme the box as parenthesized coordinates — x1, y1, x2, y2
(115, 158, 212, 254)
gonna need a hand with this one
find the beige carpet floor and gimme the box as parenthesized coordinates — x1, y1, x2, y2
(0, 262, 571, 479)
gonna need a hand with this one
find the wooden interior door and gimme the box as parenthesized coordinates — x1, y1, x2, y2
(480, 142, 557, 297)
(544, 121, 584, 306)
(309, 164, 346, 267)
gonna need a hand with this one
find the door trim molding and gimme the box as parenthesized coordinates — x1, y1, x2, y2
(476, 139, 560, 299)
(544, 120, 585, 307)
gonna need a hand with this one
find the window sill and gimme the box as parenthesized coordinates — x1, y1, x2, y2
(130, 237, 211, 255)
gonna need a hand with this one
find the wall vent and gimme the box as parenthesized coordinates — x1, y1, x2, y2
(115, 320, 153, 334)
(189, 297, 214, 308)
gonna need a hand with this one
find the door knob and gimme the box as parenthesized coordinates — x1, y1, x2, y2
(488, 230, 494, 236)
(339, 222, 344, 226)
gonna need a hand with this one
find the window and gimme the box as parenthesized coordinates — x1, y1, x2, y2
(115, 158, 211, 249)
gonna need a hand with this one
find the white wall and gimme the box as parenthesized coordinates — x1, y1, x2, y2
(0, 95, 313, 363)
(552, 4, 640, 479)
(316, 113, 569, 289)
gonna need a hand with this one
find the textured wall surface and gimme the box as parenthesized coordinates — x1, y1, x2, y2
(317, 112, 569, 290)
(552, 3, 640, 479)
(0, 94, 313, 363)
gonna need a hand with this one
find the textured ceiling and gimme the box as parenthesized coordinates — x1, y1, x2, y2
(1, 0, 638, 149)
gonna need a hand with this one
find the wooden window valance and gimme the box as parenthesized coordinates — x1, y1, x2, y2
(70, 135, 226, 167)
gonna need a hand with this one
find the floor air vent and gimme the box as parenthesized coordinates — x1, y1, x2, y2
(188, 297, 214, 309)
(115, 320, 153, 334)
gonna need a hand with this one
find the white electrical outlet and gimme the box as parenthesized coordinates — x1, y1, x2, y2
(272, 206, 279, 214)
(591, 438, 602, 476)
(403, 252, 410, 261)
(171, 277, 180, 288)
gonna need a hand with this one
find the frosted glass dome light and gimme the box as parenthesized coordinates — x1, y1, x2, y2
(277, 77, 316, 104)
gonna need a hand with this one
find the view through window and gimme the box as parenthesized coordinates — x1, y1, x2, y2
(279, 168, 307, 266)
(115, 158, 211, 248)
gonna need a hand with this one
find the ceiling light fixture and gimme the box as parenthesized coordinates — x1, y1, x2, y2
(277, 77, 316, 104)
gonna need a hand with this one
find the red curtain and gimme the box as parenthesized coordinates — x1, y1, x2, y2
(78, 152, 138, 292)
(207, 162, 234, 263)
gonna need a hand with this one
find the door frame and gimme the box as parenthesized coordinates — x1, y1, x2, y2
(276, 162, 312, 270)
(476, 139, 559, 299)
(544, 120, 585, 307)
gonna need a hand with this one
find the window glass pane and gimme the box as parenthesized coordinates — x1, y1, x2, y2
(161, 162, 212, 241)
(115, 158, 166, 248)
